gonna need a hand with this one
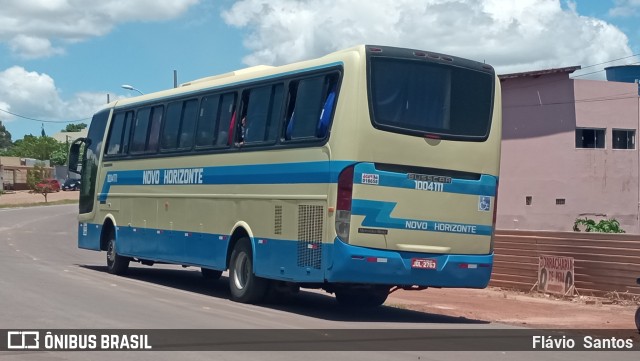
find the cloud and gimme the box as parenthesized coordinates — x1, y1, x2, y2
(609, 0, 640, 17)
(221, 0, 634, 75)
(0, 66, 107, 125)
(0, 0, 199, 58)
(9, 35, 65, 59)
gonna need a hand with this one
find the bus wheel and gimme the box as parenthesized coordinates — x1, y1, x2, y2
(229, 238, 267, 303)
(335, 286, 389, 308)
(106, 231, 129, 275)
(635, 307, 640, 332)
(201, 268, 222, 280)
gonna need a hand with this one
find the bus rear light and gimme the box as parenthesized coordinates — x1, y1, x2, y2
(369, 47, 383, 52)
(458, 263, 490, 269)
(492, 181, 499, 228)
(491, 180, 499, 252)
(335, 165, 355, 243)
(458, 263, 478, 269)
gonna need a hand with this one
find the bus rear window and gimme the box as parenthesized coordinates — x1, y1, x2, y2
(369, 58, 494, 140)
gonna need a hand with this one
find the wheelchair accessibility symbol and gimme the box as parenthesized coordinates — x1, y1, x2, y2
(478, 196, 491, 212)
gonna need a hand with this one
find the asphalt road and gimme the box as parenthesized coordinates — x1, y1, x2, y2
(0, 205, 635, 360)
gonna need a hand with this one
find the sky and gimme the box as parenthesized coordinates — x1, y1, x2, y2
(1, 0, 640, 140)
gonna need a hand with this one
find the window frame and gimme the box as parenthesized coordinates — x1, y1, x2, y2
(160, 98, 200, 153)
(575, 127, 606, 149)
(236, 83, 285, 147)
(612, 128, 635, 150)
(366, 54, 495, 142)
(102, 65, 342, 160)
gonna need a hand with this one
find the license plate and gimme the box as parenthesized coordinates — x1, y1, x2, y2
(411, 258, 437, 269)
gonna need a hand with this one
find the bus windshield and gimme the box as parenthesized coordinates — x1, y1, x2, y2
(369, 57, 494, 140)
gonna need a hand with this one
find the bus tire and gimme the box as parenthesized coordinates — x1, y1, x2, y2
(106, 231, 129, 275)
(229, 238, 267, 304)
(335, 286, 389, 308)
(635, 307, 640, 332)
(201, 268, 222, 280)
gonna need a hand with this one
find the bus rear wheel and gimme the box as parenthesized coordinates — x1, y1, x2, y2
(229, 238, 268, 304)
(106, 232, 129, 275)
(635, 307, 640, 332)
(335, 286, 390, 308)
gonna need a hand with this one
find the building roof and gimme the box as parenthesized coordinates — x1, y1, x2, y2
(499, 66, 581, 80)
(51, 130, 88, 143)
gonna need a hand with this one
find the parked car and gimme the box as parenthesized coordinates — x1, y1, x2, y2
(62, 178, 81, 191)
(36, 179, 61, 192)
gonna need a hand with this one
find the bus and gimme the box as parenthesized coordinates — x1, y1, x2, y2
(69, 45, 501, 307)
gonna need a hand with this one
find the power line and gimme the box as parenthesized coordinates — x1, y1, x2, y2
(575, 53, 640, 71)
(0, 108, 90, 123)
(504, 92, 639, 109)
(572, 60, 640, 78)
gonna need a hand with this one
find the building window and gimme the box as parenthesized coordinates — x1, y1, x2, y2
(556, 198, 565, 205)
(612, 129, 635, 150)
(575, 128, 605, 149)
(525, 196, 532, 205)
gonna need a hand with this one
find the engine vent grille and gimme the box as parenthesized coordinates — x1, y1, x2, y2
(297, 205, 324, 269)
(274, 205, 283, 235)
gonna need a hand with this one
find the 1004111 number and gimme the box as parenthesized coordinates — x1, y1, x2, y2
(414, 181, 444, 192)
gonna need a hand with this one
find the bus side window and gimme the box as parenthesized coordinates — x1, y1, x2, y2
(218, 93, 236, 146)
(131, 108, 151, 153)
(196, 94, 220, 148)
(105, 112, 126, 155)
(146, 105, 164, 153)
(121, 111, 133, 154)
(178, 99, 199, 149)
(237, 84, 283, 145)
(162, 102, 183, 150)
(316, 77, 338, 138)
(284, 76, 326, 140)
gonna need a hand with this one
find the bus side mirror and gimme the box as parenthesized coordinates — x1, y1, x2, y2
(68, 138, 87, 175)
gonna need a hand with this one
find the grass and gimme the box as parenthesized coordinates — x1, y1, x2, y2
(0, 198, 78, 208)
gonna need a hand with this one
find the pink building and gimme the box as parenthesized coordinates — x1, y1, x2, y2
(497, 67, 639, 233)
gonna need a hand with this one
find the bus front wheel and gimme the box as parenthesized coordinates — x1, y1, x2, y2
(229, 238, 268, 304)
(106, 232, 129, 275)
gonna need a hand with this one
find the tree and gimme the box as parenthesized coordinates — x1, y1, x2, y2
(2, 135, 68, 165)
(27, 164, 47, 191)
(62, 123, 87, 132)
(29, 164, 54, 203)
(0, 120, 12, 150)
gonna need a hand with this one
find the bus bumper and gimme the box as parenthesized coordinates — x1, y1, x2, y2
(326, 238, 493, 288)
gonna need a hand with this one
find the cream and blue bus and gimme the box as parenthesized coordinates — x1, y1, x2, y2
(69, 45, 501, 307)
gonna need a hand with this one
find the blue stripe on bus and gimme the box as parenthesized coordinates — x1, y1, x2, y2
(352, 199, 493, 236)
(98, 161, 497, 203)
(98, 160, 354, 203)
(78, 222, 492, 287)
(353, 163, 497, 196)
(326, 238, 492, 287)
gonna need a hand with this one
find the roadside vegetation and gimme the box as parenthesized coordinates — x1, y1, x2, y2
(573, 217, 626, 233)
(0, 199, 77, 208)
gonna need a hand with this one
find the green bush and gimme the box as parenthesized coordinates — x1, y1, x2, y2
(573, 218, 625, 233)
